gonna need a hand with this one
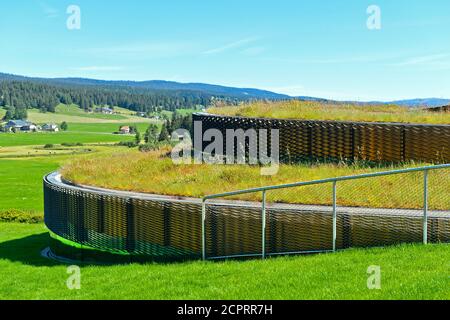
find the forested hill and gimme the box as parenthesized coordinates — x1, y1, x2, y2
(0, 73, 290, 119)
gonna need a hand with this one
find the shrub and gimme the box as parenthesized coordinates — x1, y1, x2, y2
(44, 144, 54, 149)
(60, 121, 68, 131)
(138, 141, 169, 152)
(62, 142, 84, 147)
(117, 141, 138, 148)
(0, 209, 44, 224)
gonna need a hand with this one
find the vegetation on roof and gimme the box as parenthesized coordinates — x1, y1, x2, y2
(208, 100, 450, 124)
(61, 148, 449, 210)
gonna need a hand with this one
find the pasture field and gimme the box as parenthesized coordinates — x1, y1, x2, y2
(0, 145, 127, 214)
(0, 145, 95, 159)
(1, 104, 157, 147)
(68, 122, 158, 134)
(0, 223, 448, 300)
(26, 104, 155, 124)
(209, 100, 450, 124)
(0, 131, 133, 147)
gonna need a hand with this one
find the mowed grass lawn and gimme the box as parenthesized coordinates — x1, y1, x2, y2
(0, 223, 448, 300)
(0, 157, 64, 212)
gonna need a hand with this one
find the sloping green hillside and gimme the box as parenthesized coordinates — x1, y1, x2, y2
(27, 104, 152, 124)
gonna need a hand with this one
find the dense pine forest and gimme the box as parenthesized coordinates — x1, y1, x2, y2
(0, 73, 291, 120)
(0, 81, 221, 120)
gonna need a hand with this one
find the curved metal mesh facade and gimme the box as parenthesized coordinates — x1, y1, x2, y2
(44, 173, 450, 261)
(193, 113, 450, 163)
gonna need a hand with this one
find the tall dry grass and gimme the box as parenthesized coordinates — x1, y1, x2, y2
(208, 100, 450, 124)
(61, 148, 449, 210)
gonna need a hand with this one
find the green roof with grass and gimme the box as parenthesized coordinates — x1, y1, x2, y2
(208, 100, 450, 124)
(61, 148, 449, 210)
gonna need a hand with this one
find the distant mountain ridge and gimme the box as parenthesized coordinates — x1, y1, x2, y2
(0, 72, 448, 108)
(0, 73, 290, 101)
(389, 98, 450, 108)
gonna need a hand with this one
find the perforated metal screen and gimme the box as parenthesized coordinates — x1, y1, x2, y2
(193, 113, 450, 163)
(44, 169, 450, 261)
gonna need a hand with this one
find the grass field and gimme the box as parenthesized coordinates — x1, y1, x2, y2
(0, 145, 95, 159)
(0, 158, 63, 213)
(0, 131, 133, 147)
(61, 148, 450, 210)
(0, 222, 448, 300)
(0, 146, 128, 213)
(0, 104, 159, 148)
(26, 104, 156, 124)
(208, 100, 450, 124)
(67, 122, 158, 134)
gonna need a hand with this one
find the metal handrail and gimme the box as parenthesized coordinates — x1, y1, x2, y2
(203, 164, 449, 200)
(201, 163, 449, 260)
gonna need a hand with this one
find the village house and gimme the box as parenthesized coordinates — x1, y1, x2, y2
(42, 123, 59, 132)
(4, 120, 37, 132)
(96, 106, 114, 115)
(119, 126, 130, 134)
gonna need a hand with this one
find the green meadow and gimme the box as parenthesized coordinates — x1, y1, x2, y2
(0, 157, 62, 213)
(68, 122, 158, 134)
(27, 104, 152, 124)
(0, 131, 133, 147)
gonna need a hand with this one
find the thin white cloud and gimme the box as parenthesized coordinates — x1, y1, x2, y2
(39, 1, 59, 18)
(70, 66, 124, 72)
(203, 37, 260, 55)
(392, 53, 450, 67)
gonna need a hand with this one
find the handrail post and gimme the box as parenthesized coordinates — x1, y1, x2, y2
(423, 170, 429, 245)
(262, 190, 267, 259)
(332, 181, 337, 252)
(202, 199, 207, 260)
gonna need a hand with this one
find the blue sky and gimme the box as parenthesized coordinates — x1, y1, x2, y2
(0, 0, 449, 101)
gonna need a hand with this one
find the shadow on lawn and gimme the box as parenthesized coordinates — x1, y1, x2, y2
(0, 232, 199, 266)
(0, 232, 61, 267)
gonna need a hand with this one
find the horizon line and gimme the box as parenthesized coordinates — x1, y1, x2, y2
(0, 71, 449, 104)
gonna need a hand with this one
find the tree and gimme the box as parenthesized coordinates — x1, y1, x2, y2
(135, 129, 142, 144)
(15, 107, 28, 120)
(3, 108, 14, 121)
(158, 122, 170, 142)
(129, 126, 136, 134)
(144, 124, 159, 144)
(60, 121, 68, 131)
